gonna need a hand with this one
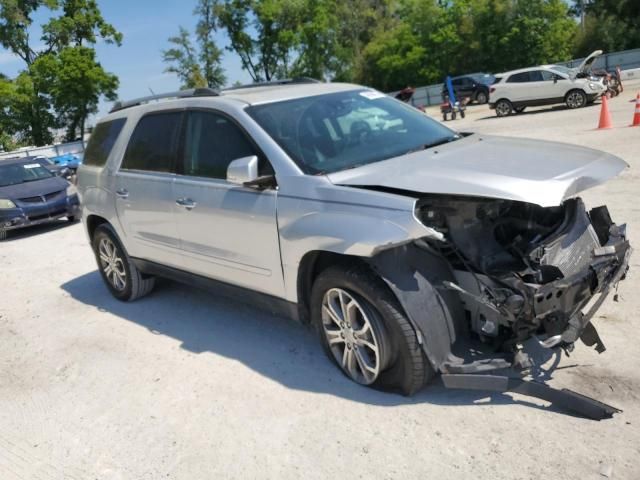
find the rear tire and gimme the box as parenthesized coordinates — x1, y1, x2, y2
(566, 89, 587, 109)
(475, 91, 488, 104)
(311, 264, 434, 396)
(495, 99, 513, 117)
(67, 215, 76, 222)
(92, 224, 155, 301)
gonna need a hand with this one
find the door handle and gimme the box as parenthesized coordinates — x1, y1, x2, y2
(176, 197, 197, 210)
(116, 188, 129, 199)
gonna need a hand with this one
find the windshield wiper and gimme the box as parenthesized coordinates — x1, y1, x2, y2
(405, 135, 461, 155)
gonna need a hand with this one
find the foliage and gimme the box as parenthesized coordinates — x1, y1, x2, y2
(0, 0, 120, 145)
(215, 0, 305, 82)
(573, 0, 640, 56)
(162, 0, 226, 89)
(358, 0, 578, 91)
(38, 47, 118, 140)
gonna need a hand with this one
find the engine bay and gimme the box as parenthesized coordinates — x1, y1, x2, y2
(415, 195, 630, 355)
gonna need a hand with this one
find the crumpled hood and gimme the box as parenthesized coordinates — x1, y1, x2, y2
(327, 135, 628, 207)
(0, 175, 68, 200)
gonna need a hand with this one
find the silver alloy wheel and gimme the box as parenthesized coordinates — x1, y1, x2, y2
(496, 100, 511, 117)
(321, 288, 382, 385)
(476, 92, 488, 104)
(99, 238, 127, 291)
(566, 91, 586, 108)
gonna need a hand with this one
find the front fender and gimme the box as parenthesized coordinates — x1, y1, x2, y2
(276, 182, 442, 302)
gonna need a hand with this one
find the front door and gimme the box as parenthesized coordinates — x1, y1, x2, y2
(173, 109, 284, 297)
(114, 111, 184, 269)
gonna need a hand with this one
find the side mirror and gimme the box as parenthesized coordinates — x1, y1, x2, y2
(226, 155, 277, 190)
(227, 155, 259, 185)
(553, 75, 558, 84)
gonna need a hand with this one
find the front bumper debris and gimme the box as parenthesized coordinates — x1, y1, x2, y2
(441, 374, 621, 420)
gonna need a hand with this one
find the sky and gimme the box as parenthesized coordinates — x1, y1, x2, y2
(0, 0, 253, 125)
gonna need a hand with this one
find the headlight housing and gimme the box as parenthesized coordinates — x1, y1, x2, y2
(0, 199, 16, 209)
(66, 183, 78, 196)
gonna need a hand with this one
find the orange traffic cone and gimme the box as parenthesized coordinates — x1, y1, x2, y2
(631, 93, 640, 127)
(598, 95, 613, 130)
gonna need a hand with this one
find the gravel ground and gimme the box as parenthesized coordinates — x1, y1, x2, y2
(1, 83, 640, 480)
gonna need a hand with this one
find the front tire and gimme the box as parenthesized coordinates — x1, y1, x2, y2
(311, 264, 434, 395)
(0, 229, 6, 241)
(566, 89, 587, 109)
(92, 224, 155, 301)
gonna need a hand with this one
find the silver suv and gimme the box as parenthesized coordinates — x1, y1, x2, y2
(78, 80, 630, 403)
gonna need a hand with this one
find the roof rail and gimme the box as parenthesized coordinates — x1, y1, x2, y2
(222, 77, 322, 91)
(110, 87, 220, 113)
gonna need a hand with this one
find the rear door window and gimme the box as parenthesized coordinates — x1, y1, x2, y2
(528, 70, 544, 82)
(507, 72, 532, 83)
(84, 118, 126, 167)
(121, 112, 183, 173)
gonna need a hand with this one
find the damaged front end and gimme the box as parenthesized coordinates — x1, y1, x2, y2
(416, 195, 630, 366)
(369, 195, 630, 418)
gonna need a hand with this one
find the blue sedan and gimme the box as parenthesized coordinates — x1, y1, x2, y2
(0, 157, 80, 240)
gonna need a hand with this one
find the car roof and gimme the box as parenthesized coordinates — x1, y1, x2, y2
(221, 82, 362, 105)
(495, 65, 559, 76)
(100, 82, 367, 124)
(0, 156, 38, 166)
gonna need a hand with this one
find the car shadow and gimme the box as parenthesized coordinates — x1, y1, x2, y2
(477, 102, 600, 121)
(3, 218, 77, 242)
(60, 270, 570, 415)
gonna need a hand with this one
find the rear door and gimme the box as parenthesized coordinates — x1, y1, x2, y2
(173, 109, 284, 297)
(504, 71, 532, 102)
(114, 111, 184, 268)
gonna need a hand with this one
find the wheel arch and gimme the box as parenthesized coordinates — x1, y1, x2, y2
(296, 250, 369, 323)
(86, 214, 109, 241)
(565, 87, 588, 99)
(296, 244, 465, 372)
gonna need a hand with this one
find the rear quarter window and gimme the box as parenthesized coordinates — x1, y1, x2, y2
(83, 118, 127, 167)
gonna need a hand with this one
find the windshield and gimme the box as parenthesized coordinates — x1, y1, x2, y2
(246, 89, 458, 174)
(0, 162, 54, 187)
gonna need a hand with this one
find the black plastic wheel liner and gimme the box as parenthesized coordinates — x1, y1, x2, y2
(368, 243, 465, 371)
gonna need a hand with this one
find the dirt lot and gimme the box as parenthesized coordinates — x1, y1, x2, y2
(1, 83, 640, 480)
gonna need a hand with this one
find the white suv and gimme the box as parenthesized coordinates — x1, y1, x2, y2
(489, 51, 607, 117)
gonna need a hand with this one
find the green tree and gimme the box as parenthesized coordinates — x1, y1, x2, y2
(38, 47, 118, 140)
(358, 0, 578, 91)
(163, 27, 208, 88)
(0, 0, 120, 145)
(573, 0, 640, 56)
(42, 0, 122, 48)
(216, 0, 304, 82)
(162, 0, 226, 89)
